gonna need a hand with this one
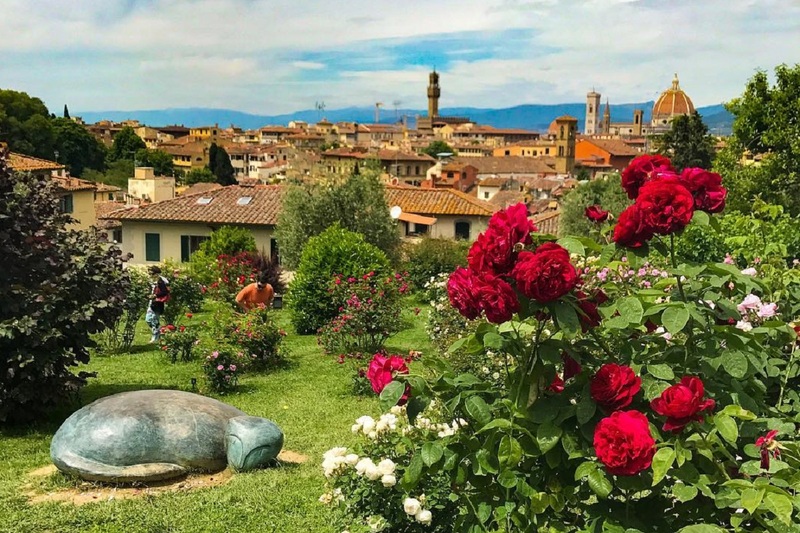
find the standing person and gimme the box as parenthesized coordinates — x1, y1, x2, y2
(235, 271, 274, 311)
(146, 266, 170, 343)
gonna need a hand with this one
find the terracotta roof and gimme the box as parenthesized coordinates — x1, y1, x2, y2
(95, 182, 121, 192)
(478, 177, 510, 187)
(533, 209, 561, 235)
(579, 138, 640, 156)
(386, 186, 497, 217)
(653, 74, 695, 117)
(323, 148, 435, 163)
(488, 190, 528, 209)
(52, 176, 96, 192)
(181, 182, 223, 196)
(108, 185, 282, 226)
(8, 152, 64, 172)
(455, 156, 557, 175)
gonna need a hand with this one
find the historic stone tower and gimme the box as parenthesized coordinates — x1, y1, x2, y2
(601, 99, 611, 134)
(633, 109, 644, 136)
(585, 90, 601, 135)
(554, 115, 577, 174)
(427, 70, 441, 118)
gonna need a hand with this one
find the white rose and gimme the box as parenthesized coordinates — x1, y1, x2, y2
(323, 447, 348, 460)
(365, 463, 382, 481)
(416, 509, 433, 524)
(381, 474, 397, 487)
(403, 497, 422, 516)
(355, 458, 374, 475)
(344, 454, 359, 466)
(377, 458, 396, 475)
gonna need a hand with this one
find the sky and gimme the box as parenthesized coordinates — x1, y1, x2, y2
(1, 0, 799, 115)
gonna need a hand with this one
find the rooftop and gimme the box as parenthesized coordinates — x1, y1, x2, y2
(8, 152, 65, 172)
(386, 185, 497, 217)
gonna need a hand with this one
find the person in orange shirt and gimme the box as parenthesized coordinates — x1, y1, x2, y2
(235, 272, 274, 311)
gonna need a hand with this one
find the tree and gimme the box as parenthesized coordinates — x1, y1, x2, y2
(558, 173, 631, 237)
(63, 104, 70, 119)
(0, 147, 128, 422)
(135, 148, 174, 176)
(420, 140, 455, 158)
(720, 64, 800, 214)
(83, 159, 134, 190)
(185, 167, 216, 185)
(653, 111, 715, 171)
(0, 89, 55, 158)
(208, 143, 236, 185)
(108, 126, 146, 162)
(277, 163, 401, 269)
(51, 117, 107, 177)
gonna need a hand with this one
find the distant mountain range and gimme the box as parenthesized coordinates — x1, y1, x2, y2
(75, 102, 733, 134)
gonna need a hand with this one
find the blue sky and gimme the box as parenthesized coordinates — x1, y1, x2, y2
(1, 0, 798, 115)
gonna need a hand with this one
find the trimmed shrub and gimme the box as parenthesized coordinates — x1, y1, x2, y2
(189, 225, 257, 285)
(161, 260, 205, 325)
(402, 237, 470, 290)
(286, 225, 390, 334)
(96, 267, 151, 353)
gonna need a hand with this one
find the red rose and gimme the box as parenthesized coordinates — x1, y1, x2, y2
(636, 180, 695, 236)
(179, 325, 186, 332)
(585, 205, 610, 223)
(576, 289, 608, 331)
(593, 410, 656, 476)
(487, 202, 537, 246)
(476, 274, 520, 324)
(650, 376, 715, 432)
(563, 353, 582, 380)
(621, 155, 675, 199)
(613, 204, 653, 248)
(366, 353, 409, 396)
(512, 243, 578, 302)
(467, 228, 516, 275)
(679, 167, 727, 213)
(591, 363, 641, 411)
(548, 375, 565, 393)
(447, 267, 483, 320)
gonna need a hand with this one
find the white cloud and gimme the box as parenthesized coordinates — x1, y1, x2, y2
(292, 61, 326, 70)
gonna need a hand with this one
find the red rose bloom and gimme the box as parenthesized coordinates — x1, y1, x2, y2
(591, 364, 642, 411)
(563, 353, 582, 380)
(467, 228, 516, 275)
(512, 243, 578, 302)
(476, 274, 520, 324)
(447, 267, 484, 320)
(650, 376, 715, 432)
(576, 289, 608, 331)
(366, 353, 409, 396)
(585, 205, 610, 223)
(636, 180, 695, 235)
(613, 204, 653, 248)
(487, 202, 537, 247)
(621, 155, 675, 199)
(679, 167, 727, 213)
(594, 410, 656, 476)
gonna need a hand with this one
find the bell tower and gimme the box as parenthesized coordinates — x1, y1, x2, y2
(554, 115, 577, 175)
(585, 90, 600, 135)
(427, 70, 440, 118)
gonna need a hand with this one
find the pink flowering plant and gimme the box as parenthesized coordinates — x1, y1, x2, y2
(206, 252, 260, 305)
(159, 314, 199, 363)
(202, 349, 243, 394)
(370, 158, 800, 532)
(227, 306, 288, 371)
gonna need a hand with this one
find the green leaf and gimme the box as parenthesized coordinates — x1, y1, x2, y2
(529, 492, 549, 514)
(661, 306, 690, 334)
(483, 332, 504, 350)
(587, 468, 612, 499)
(557, 237, 585, 256)
(692, 210, 710, 226)
(574, 461, 597, 481)
(577, 395, 597, 424)
(721, 351, 749, 379)
(536, 422, 562, 454)
(598, 243, 616, 267)
(651, 447, 676, 486)
(498, 435, 523, 468)
(477, 418, 512, 433)
(721, 404, 757, 420)
(764, 492, 793, 525)
(553, 301, 580, 337)
(740, 487, 765, 514)
(448, 337, 467, 354)
(421, 442, 444, 467)
(647, 364, 675, 381)
(498, 469, 517, 489)
(677, 526, 726, 533)
(714, 414, 739, 445)
(379, 380, 406, 410)
(475, 448, 499, 474)
(672, 483, 698, 502)
(465, 396, 491, 427)
(403, 453, 423, 486)
(617, 297, 644, 325)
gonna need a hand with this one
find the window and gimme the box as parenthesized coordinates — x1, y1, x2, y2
(484, 192, 490, 199)
(415, 166, 420, 175)
(145, 233, 161, 262)
(455, 221, 471, 240)
(270, 238, 280, 264)
(413, 224, 429, 235)
(59, 194, 74, 213)
(112, 229, 123, 243)
(180, 235, 209, 262)
(196, 197, 213, 205)
(237, 196, 252, 205)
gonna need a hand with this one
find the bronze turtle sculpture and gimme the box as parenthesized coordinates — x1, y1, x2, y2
(50, 390, 284, 482)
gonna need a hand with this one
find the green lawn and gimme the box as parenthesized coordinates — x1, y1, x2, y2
(0, 304, 433, 533)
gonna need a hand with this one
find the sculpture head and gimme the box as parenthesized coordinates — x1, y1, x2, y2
(225, 416, 284, 471)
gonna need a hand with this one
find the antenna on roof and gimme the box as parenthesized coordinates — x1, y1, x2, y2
(375, 102, 384, 124)
(315, 101, 326, 122)
(392, 100, 402, 122)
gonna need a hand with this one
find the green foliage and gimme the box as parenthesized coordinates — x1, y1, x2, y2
(276, 164, 401, 269)
(51, 117, 107, 177)
(95, 268, 151, 353)
(0, 88, 55, 158)
(723, 63, 800, 214)
(184, 167, 216, 185)
(402, 237, 471, 290)
(108, 126, 146, 162)
(197, 225, 256, 259)
(62, 104, 69, 119)
(420, 140, 456, 158)
(211, 306, 288, 371)
(286, 225, 390, 334)
(159, 321, 199, 363)
(559, 173, 631, 237)
(208, 143, 236, 186)
(202, 348, 244, 393)
(82, 158, 134, 190)
(135, 148, 174, 177)
(160, 261, 205, 326)
(0, 148, 128, 422)
(654, 111, 716, 171)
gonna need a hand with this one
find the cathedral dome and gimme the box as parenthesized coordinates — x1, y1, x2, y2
(652, 74, 695, 121)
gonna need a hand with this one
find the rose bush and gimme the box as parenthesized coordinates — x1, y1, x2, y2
(370, 158, 800, 532)
(159, 314, 199, 363)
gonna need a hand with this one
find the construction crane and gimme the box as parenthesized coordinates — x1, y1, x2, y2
(375, 102, 383, 124)
(392, 100, 402, 122)
(315, 101, 326, 122)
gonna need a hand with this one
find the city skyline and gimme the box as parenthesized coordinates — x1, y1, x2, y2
(1, 0, 798, 115)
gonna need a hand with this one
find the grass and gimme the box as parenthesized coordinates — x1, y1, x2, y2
(0, 302, 434, 533)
